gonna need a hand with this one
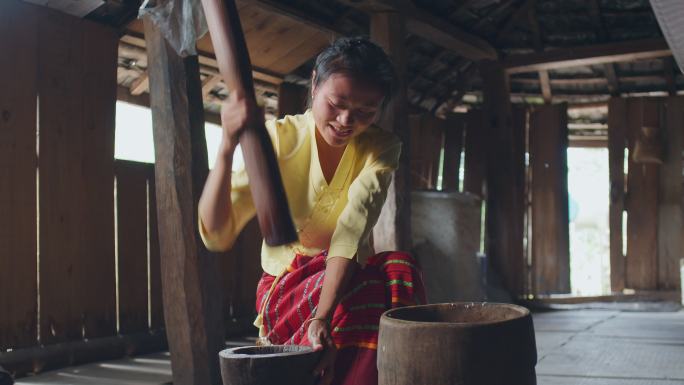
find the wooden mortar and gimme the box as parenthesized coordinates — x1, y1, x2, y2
(219, 345, 322, 385)
(378, 302, 537, 385)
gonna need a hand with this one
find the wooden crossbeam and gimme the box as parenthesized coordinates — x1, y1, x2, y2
(504, 38, 672, 74)
(339, 0, 497, 60)
(129, 71, 149, 96)
(201, 74, 222, 98)
(120, 35, 283, 85)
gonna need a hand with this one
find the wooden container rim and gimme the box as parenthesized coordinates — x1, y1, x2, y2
(381, 302, 531, 328)
(219, 345, 318, 360)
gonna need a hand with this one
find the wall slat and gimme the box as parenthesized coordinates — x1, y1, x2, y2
(463, 110, 486, 197)
(0, 0, 39, 350)
(115, 161, 150, 334)
(530, 104, 570, 294)
(607, 97, 627, 292)
(625, 98, 659, 290)
(39, 11, 117, 343)
(442, 116, 464, 191)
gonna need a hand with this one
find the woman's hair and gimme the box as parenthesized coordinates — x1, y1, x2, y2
(311, 36, 397, 109)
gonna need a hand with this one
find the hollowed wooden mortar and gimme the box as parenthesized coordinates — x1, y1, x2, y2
(219, 345, 322, 385)
(378, 302, 537, 385)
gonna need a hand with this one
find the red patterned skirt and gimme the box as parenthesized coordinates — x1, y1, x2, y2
(255, 250, 427, 385)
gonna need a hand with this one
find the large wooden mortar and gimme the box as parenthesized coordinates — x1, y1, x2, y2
(219, 345, 321, 385)
(378, 302, 537, 385)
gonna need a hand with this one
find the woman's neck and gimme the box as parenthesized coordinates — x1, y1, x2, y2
(315, 127, 346, 184)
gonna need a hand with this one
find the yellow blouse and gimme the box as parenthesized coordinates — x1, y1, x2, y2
(199, 110, 401, 276)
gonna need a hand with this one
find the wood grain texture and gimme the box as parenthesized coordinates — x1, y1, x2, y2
(371, 11, 412, 252)
(38, 10, 117, 344)
(148, 166, 164, 331)
(625, 98, 659, 290)
(529, 104, 571, 295)
(0, 0, 38, 350)
(441, 115, 465, 192)
(410, 114, 444, 190)
(480, 61, 526, 297)
(115, 161, 150, 334)
(277, 82, 308, 118)
(608, 97, 627, 292)
(144, 18, 224, 385)
(463, 109, 486, 197)
(658, 97, 683, 290)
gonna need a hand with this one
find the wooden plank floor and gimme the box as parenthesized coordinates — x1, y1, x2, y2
(14, 310, 684, 384)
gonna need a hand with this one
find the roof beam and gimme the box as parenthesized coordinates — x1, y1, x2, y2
(504, 38, 672, 74)
(237, 0, 342, 36)
(338, 0, 497, 60)
(129, 71, 149, 96)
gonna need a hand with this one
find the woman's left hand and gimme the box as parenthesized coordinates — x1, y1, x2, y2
(309, 318, 337, 385)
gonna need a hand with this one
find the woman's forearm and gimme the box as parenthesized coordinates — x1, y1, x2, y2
(315, 257, 357, 320)
(198, 139, 238, 233)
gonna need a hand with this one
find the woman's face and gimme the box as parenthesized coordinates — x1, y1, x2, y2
(311, 72, 385, 148)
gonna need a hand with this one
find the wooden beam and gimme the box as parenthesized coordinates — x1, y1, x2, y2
(129, 71, 149, 96)
(406, 8, 498, 60)
(117, 85, 222, 125)
(504, 38, 672, 74)
(604, 64, 619, 96)
(237, 0, 342, 36)
(495, 0, 536, 42)
(201, 74, 222, 98)
(144, 18, 224, 385)
(664, 57, 677, 96)
(121, 35, 284, 85)
(539, 70, 552, 103)
(339, 0, 497, 60)
(371, 10, 412, 251)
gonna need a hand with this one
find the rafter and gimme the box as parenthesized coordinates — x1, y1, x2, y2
(129, 71, 149, 96)
(495, 0, 537, 42)
(504, 38, 672, 74)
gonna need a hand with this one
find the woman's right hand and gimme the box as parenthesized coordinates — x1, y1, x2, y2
(219, 92, 262, 154)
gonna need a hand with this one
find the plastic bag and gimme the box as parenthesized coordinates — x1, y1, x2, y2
(138, 0, 208, 57)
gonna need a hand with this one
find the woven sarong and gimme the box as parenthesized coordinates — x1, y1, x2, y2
(255, 250, 426, 385)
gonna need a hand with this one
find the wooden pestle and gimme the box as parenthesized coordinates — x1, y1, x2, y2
(200, 0, 297, 246)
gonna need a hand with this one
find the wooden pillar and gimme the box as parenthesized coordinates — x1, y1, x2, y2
(144, 19, 224, 385)
(529, 104, 570, 295)
(658, 96, 684, 290)
(625, 98, 659, 290)
(442, 115, 465, 191)
(608, 97, 626, 292)
(371, 11, 412, 251)
(277, 82, 308, 117)
(480, 61, 526, 297)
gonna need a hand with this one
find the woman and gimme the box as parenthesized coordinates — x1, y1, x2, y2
(198, 37, 426, 385)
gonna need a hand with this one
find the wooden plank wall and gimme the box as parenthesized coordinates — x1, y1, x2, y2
(409, 113, 444, 190)
(658, 97, 684, 290)
(116, 161, 151, 334)
(463, 109, 486, 197)
(0, 0, 39, 350)
(38, 8, 118, 344)
(442, 115, 465, 191)
(608, 98, 627, 292)
(529, 104, 570, 294)
(625, 98, 660, 290)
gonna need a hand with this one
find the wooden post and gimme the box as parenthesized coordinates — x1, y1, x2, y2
(371, 10, 412, 251)
(144, 19, 225, 385)
(277, 82, 308, 117)
(441, 114, 464, 191)
(608, 97, 627, 292)
(529, 104, 571, 295)
(480, 60, 526, 297)
(658, 97, 684, 290)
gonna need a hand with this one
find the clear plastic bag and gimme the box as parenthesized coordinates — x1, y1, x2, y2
(138, 0, 208, 57)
